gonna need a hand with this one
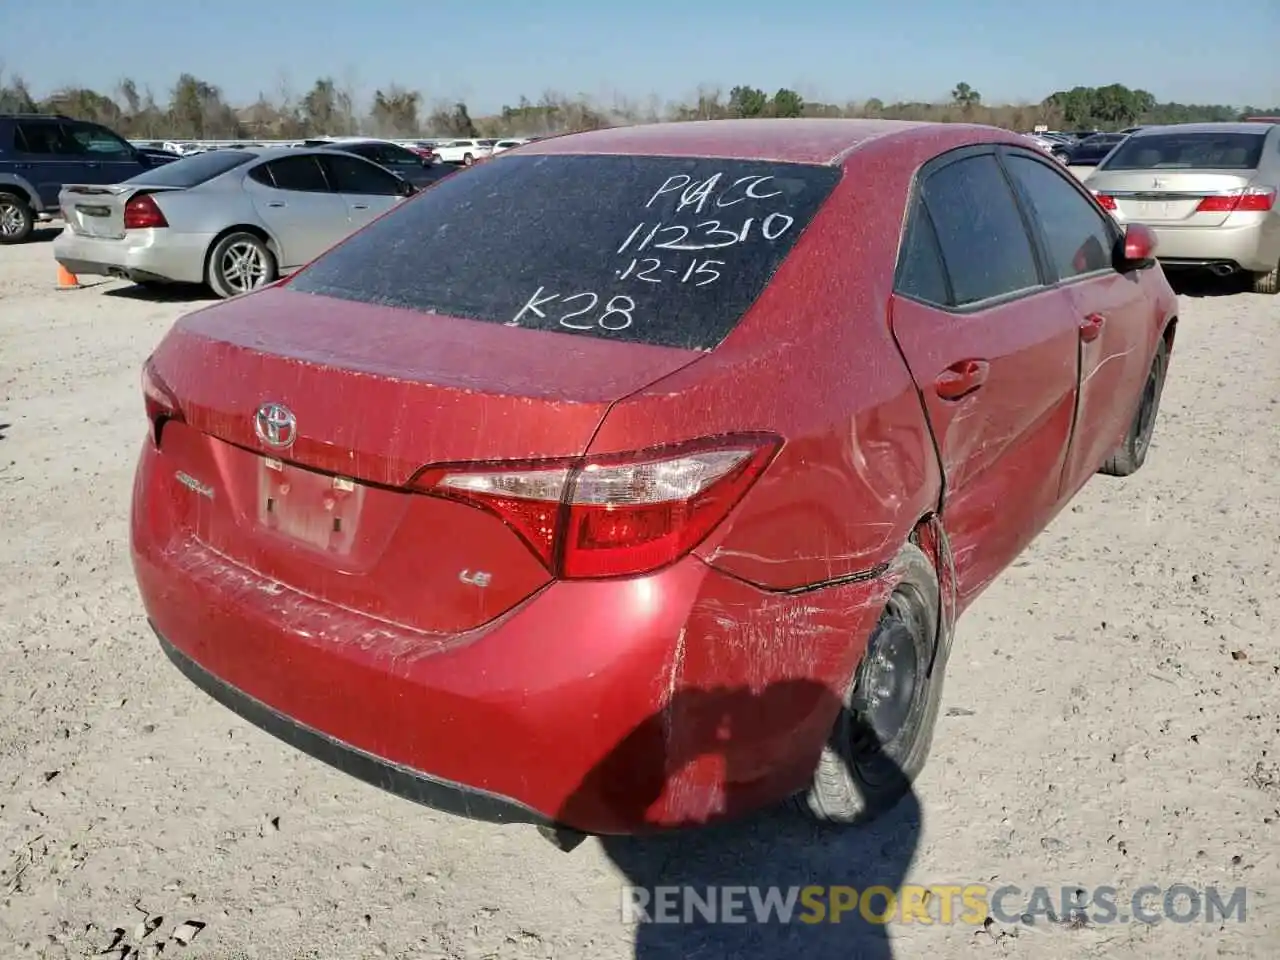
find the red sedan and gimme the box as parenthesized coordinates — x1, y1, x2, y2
(132, 119, 1176, 847)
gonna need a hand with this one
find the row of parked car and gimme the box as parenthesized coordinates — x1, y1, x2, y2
(134, 136, 535, 166)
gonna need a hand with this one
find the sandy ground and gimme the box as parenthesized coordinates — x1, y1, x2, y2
(1, 226, 1278, 960)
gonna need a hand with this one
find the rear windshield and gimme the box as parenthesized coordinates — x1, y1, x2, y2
(289, 154, 841, 351)
(1102, 132, 1266, 171)
(128, 150, 255, 186)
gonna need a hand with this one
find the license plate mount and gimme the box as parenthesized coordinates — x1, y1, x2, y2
(257, 460, 363, 553)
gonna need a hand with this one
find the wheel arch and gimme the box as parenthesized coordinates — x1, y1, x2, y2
(202, 224, 280, 280)
(1161, 315, 1177, 354)
(905, 513, 956, 680)
(0, 179, 38, 207)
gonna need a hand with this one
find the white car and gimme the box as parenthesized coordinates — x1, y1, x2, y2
(490, 138, 529, 155)
(432, 139, 491, 165)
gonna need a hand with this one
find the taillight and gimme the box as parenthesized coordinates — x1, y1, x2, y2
(1093, 192, 1117, 210)
(412, 435, 781, 578)
(142, 358, 183, 444)
(1195, 187, 1276, 213)
(124, 193, 168, 229)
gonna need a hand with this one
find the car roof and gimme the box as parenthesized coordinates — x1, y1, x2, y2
(226, 146, 341, 161)
(513, 118, 1015, 165)
(1129, 122, 1271, 137)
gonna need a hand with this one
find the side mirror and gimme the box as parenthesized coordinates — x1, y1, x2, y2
(1115, 223, 1158, 271)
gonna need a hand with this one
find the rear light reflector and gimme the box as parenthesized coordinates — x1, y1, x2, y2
(142, 358, 183, 444)
(1093, 192, 1117, 210)
(124, 193, 168, 229)
(1195, 187, 1275, 213)
(412, 435, 781, 578)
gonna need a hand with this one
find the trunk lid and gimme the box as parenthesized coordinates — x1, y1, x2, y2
(145, 287, 703, 634)
(1090, 170, 1261, 227)
(59, 183, 181, 239)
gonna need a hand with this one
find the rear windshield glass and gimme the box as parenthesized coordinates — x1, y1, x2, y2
(127, 150, 255, 186)
(1102, 132, 1266, 171)
(289, 154, 841, 351)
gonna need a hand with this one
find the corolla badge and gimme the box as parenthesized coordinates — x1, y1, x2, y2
(174, 471, 214, 499)
(254, 402, 297, 449)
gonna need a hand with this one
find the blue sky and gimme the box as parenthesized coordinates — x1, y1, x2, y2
(4, 0, 1277, 114)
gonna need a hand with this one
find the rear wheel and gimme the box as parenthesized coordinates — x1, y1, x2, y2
(1100, 338, 1168, 477)
(798, 541, 943, 824)
(1253, 260, 1279, 295)
(206, 232, 277, 299)
(0, 192, 34, 244)
(463, 152, 474, 166)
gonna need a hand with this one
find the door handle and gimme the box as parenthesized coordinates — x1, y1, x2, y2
(84, 162, 100, 168)
(935, 359, 990, 401)
(266, 201, 286, 208)
(1080, 313, 1106, 342)
(351, 204, 369, 210)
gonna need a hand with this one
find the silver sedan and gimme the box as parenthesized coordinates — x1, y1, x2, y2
(53, 147, 418, 298)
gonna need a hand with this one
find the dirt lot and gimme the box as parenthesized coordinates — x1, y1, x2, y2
(2, 227, 1278, 960)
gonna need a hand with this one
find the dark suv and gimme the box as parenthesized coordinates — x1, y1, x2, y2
(0, 114, 171, 243)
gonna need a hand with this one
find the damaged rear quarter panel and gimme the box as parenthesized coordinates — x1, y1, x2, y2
(646, 566, 894, 826)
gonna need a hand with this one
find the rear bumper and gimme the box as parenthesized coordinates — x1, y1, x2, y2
(155, 626, 552, 826)
(131, 440, 891, 835)
(1139, 219, 1279, 273)
(53, 228, 216, 284)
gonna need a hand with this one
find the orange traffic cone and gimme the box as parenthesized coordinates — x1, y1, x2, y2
(56, 263, 80, 289)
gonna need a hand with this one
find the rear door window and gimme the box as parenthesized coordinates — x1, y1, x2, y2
(894, 198, 951, 306)
(921, 154, 1042, 306)
(14, 121, 73, 155)
(124, 150, 256, 186)
(289, 154, 842, 351)
(1103, 131, 1266, 170)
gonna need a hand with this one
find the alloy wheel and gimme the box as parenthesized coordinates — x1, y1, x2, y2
(219, 240, 269, 294)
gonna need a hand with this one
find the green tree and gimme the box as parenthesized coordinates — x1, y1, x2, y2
(303, 77, 356, 136)
(771, 88, 805, 118)
(368, 84, 422, 136)
(728, 85, 768, 118)
(951, 82, 981, 110)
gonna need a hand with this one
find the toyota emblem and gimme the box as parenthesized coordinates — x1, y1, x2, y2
(254, 402, 297, 449)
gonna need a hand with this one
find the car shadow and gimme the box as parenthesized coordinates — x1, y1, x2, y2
(101, 282, 217, 303)
(27, 226, 64, 243)
(557, 681, 921, 959)
(0, 423, 9, 440)
(1166, 271, 1253, 298)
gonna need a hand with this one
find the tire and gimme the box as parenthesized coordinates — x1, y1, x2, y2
(206, 231, 277, 299)
(0, 191, 35, 244)
(1100, 337, 1168, 477)
(1253, 261, 1279, 295)
(798, 541, 943, 824)
(463, 152, 474, 166)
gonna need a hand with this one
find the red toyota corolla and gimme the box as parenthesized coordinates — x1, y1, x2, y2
(132, 119, 1177, 847)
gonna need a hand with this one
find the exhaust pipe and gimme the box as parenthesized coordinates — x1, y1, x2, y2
(1208, 263, 1236, 277)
